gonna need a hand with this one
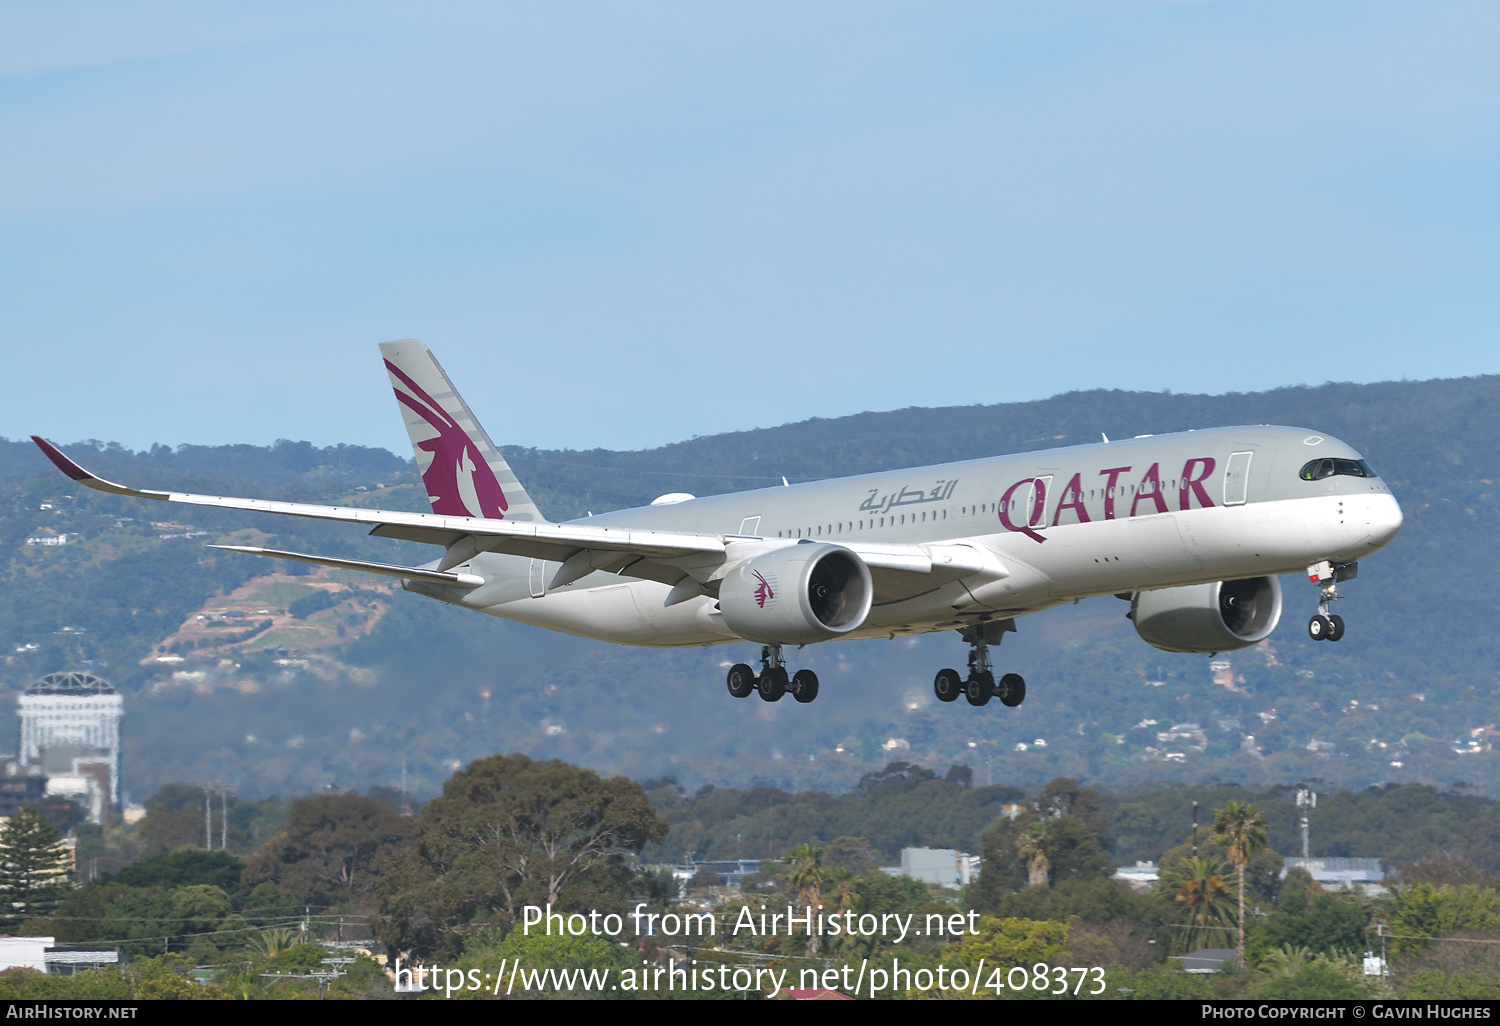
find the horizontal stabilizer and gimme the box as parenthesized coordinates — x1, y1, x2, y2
(209, 545, 484, 588)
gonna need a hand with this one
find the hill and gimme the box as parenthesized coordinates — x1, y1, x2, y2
(1, 373, 1497, 802)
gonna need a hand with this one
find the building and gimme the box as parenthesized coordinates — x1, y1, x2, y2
(0, 937, 121, 976)
(1173, 948, 1238, 974)
(1282, 857, 1383, 891)
(900, 847, 979, 888)
(688, 860, 762, 890)
(1112, 861, 1160, 891)
(0, 761, 48, 818)
(18, 671, 123, 816)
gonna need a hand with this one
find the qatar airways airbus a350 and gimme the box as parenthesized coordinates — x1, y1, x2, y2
(33, 340, 1402, 709)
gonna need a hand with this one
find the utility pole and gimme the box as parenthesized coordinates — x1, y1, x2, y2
(205, 785, 212, 851)
(1191, 801, 1198, 857)
(221, 786, 228, 850)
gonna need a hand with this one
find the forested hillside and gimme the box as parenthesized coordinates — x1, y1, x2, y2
(1, 372, 1497, 802)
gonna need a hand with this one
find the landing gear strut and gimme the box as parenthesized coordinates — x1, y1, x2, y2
(725, 645, 819, 703)
(934, 620, 1026, 709)
(1306, 561, 1355, 642)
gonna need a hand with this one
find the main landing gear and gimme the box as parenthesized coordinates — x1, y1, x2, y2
(726, 645, 819, 704)
(1306, 560, 1356, 642)
(934, 621, 1026, 709)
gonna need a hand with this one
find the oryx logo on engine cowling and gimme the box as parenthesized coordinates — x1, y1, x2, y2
(752, 570, 775, 609)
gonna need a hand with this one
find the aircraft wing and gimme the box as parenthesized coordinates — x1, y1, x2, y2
(31, 436, 723, 562)
(31, 438, 986, 594)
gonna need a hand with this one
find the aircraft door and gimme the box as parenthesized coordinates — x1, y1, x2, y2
(528, 559, 546, 598)
(1223, 452, 1253, 506)
(1030, 476, 1054, 532)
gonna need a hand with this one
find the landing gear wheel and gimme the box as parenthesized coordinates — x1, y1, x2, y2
(998, 673, 1027, 708)
(792, 669, 820, 704)
(965, 671, 994, 707)
(934, 668, 962, 703)
(1327, 614, 1346, 642)
(1308, 614, 1332, 641)
(757, 666, 788, 702)
(727, 663, 756, 698)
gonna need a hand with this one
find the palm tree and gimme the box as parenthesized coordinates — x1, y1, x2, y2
(248, 927, 297, 957)
(784, 843, 826, 955)
(1213, 800, 1269, 964)
(1165, 855, 1236, 953)
(1015, 822, 1051, 887)
(1257, 944, 1314, 979)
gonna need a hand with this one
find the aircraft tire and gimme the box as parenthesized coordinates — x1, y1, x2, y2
(727, 663, 756, 699)
(792, 669, 820, 704)
(1308, 614, 1331, 641)
(934, 669, 962, 703)
(758, 666, 788, 702)
(965, 672, 993, 707)
(999, 673, 1026, 708)
(1327, 614, 1346, 642)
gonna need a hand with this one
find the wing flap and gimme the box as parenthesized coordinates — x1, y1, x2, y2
(210, 545, 484, 587)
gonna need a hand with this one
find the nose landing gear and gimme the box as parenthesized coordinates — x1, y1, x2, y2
(1306, 560, 1356, 642)
(725, 645, 820, 703)
(934, 621, 1026, 709)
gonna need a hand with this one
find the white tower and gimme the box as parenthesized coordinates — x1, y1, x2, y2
(18, 671, 123, 807)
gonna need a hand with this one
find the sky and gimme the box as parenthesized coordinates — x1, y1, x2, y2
(3, 2, 1498, 457)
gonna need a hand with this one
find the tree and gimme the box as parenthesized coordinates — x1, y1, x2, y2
(975, 809, 1111, 908)
(1163, 855, 1236, 953)
(1016, 823, 1051, 887)
(948, 915, 1070, 969)
(1034, 778, 1111, 840)
(1262, 893, 1368, 956)
(823, 836, 878, 875)
(110, 849, 242, 890)
(1213, 800, 1269, 963)
(0, 806, 71, 927)
(243, 794, 412, 907)
(784, 843, 827, 954)
(375, 754, 668, 958)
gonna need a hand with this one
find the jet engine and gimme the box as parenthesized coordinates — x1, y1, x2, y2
(719, 542, 873, 645)
(1130, 576, 1283, 653)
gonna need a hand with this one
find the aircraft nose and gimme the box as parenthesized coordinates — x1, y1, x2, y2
(1367, 492, 1403, 548)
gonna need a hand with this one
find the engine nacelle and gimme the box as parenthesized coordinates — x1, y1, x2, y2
(719, 543, 873, 645)
(1131, 576, 1283, 654)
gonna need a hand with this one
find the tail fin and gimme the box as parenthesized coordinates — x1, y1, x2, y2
(379, 339, 548, 523)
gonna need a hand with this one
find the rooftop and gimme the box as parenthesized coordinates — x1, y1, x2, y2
(26, 671, 116, 697)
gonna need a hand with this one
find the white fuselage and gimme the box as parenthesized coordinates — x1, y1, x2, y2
(420, 425, 1403, 649)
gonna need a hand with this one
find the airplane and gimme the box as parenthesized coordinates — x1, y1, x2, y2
(31, 339, 1403, 709)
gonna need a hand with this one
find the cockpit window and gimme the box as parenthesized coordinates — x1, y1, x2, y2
(1299, 457, 1377, 481)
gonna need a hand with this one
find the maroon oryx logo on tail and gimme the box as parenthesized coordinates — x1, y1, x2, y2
(385, 359, 509, 519)
(753, 570, 775, 609)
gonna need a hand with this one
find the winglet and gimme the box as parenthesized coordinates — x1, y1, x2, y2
(29, 437, 168, 499)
